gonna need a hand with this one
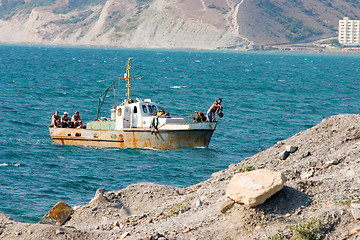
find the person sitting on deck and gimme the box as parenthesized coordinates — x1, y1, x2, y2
(71, 111, 83, 128)
(51, 110, 61, 127)
(61, 112, 72, 128)
(207, 98, 223, 122)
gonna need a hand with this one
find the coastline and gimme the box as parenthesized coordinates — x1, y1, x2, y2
(1, 113, 360, 239)
(1, 39, 358, 54)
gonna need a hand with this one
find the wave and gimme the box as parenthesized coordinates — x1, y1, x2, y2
(170, 86, 187, 89)
(0, 162, 21, 167)
(8, 120, 38, 127)
(10, 137, 49, 146)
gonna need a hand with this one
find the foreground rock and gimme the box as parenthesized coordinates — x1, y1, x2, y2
(39, 201, 73, 226)
(1, 114, 360, 239)
(226, 168, 286, 207)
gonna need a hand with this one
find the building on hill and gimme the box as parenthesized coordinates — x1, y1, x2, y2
(338, 17, 360, 46)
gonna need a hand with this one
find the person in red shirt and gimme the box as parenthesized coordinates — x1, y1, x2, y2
(207, 98, 222, 121)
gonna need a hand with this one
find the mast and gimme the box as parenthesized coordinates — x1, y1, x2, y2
(120, 58, 141, 100)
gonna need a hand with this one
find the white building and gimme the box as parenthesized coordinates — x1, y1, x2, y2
(338, 17, 360, 45)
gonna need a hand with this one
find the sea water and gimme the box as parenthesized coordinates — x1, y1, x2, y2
(0, 44, 359, 223)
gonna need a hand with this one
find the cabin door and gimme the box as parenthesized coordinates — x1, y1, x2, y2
(123, 106, 131, 128)
(131, 106, 138, 128)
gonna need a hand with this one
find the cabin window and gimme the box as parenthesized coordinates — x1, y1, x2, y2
(117, 108, 122, 116)
(148, 105, 153, 113)
(142, 105, 148, 113)
(134, 106, 137, 113)
(151, 105, 157, 113)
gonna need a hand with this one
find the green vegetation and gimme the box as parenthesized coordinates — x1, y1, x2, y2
(223, 237, 233, 240)
(163, 200, 190, 218)
(339, 199, 351, 206)
(108, 0, 151, 34)
(52, 10, 93, 25)
(237, 165, 255, 173)
(291, 218, 324, 240)
(268, 218, 324, 240)
(339, 198, 360, 205)
(0, 0, 55, 20)
(104, 10, 123, 33)
(125, 18, 138, 31)
(256, 0, 282, 13)
(300, 8, 316, 16)
(207, 4, 227, 14)
(276, 16, 323, 41)
(288, 0, 317, 16)
(330, 39, 340, 47)
(268, 230, 286, 240)
(136, 5, 149, 15)
(208, 4, 221, 11)
(288, 0, 303, 8)
(255, 0, 322, 42)
(316, 19, 335, 32)
(73, 13, 100, 40)
(53, 0, 105, 14)
(136, 0, 152, 4)
(120, 15, 147, 32)
(343, 0, 360, 10)
(0, 0, 106, 19)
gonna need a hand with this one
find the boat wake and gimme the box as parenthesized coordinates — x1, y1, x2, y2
(170, 86, 187, 89)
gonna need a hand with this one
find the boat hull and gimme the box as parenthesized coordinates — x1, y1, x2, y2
(49, 122, 216, 150)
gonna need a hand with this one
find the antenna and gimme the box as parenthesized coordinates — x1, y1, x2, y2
(119, 58, 141, 100)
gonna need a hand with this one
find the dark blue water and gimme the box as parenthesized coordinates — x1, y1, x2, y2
(0, 44, 359, 223)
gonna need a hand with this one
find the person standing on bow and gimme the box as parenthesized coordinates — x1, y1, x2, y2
(207, 98, 223, 122)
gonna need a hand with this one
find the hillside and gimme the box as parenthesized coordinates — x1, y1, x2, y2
(1, 114, 360, 239)
(0, 0, 360, 49)
(2, 0, 360, 50)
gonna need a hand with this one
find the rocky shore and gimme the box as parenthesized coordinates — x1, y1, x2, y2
(1, 114, 360, 240)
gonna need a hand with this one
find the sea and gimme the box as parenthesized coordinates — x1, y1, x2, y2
(0, 44, 359, 223)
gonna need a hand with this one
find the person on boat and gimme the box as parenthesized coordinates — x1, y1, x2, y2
(61, 112, 72, 128)
(51, 110, 61, 127)
(207, 98, 223, 122)
(71, 111, 83, 128)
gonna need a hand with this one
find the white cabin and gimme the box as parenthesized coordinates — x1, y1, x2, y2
(113, 99, 186, 130)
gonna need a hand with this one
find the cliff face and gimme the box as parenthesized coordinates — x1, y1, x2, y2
(0, 0, 360, 50)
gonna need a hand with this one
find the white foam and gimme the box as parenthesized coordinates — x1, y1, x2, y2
(0, 163, 20, 167)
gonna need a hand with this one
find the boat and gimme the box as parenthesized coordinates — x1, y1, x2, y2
(48, 58, 221, 150)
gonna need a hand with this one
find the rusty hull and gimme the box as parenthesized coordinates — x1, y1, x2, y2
(49, 125, 215, 150)
(49, 127, 125, 148)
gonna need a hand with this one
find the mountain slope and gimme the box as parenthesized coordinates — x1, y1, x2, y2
(0, 0, 360, 50)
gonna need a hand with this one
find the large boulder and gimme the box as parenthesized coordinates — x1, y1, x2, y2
(226, 168, 286, 207)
